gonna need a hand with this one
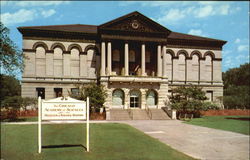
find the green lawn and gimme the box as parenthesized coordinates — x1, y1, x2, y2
(185, 116, 250, 135)
(20, 116, 38, 122)
(1, 123, 195, 160)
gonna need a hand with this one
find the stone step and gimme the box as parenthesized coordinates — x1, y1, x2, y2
(149, 109, 171, 120)
(109, 109, 171, 120)
(110, 109, 131, 120)
(132, 110, 150, 120)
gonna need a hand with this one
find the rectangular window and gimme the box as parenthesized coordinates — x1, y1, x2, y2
(36, 88, 45, 99)
(71, 88, 79, 97)
(54, 88, 63, 98)
(206, 91, 213, 101)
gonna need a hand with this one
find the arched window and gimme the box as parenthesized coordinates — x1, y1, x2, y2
(146, 90, 158, 106)
(54, 47, 63, 77)
(178, 54, 186, 81)
(36, 46, 46, 76)
(205, 55, 212, 81)
(70, 48, 80, 77)
(112, 89, 124, 106)
(192, 54, 199, 81)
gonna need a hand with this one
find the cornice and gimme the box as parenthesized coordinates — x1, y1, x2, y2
(23, 36, 96, 43)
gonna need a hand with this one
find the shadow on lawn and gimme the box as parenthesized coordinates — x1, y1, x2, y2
(42, 144, 86, 150)
(1, 118, 26, 122)
(225, 117, 250, 121)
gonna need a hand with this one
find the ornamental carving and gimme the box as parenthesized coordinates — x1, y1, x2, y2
(111, 19, 156, 32)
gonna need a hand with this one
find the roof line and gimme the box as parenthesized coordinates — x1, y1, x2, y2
(170, 31, 227, 43)
(18, 24, 97, 29)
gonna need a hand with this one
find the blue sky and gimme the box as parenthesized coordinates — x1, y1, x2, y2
(1, 1, 249, 77)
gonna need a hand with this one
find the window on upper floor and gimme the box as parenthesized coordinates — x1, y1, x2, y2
(54, 88, 63, 98)
(36, 88, 45, 99)
(71, 88, 79, 97)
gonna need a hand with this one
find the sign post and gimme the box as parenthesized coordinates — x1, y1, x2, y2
(38, 97, 42, 153)
(86, 97, 89, 152)
(37, 96, 89, 153)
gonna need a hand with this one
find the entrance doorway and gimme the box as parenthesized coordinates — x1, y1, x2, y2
(130, 90, 141, 108)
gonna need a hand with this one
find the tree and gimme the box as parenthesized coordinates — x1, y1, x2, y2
(69, 83, 107, 113)
(223, 63, 250, 88)
(170, 85, 219, 118)
(0, 74, 21, 103)
(222, 63, 250, 109)
(0, 22, 24, 75)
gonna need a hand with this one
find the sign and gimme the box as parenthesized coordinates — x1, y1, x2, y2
(38, 96, 90, 153)
(41, 97, 86, 120)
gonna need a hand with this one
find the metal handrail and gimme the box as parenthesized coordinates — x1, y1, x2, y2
(127, 108, 133, 120)
(145, 105, 152, 120)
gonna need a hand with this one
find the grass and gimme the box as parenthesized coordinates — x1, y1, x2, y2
(1, 123, 195, 160)
(185, 116, 250, 135)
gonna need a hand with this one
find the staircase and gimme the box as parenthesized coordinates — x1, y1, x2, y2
(109, 108, 171, 120)
(150, 109, 171, 120)
(109, 109, 131, 120)
(132, 109, 150, 120)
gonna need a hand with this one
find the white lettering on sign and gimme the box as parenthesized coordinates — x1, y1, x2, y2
(41, 98, 86, 120)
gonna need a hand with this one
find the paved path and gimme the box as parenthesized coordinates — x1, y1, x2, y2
(2, 120, 249, 160)
(121, 120, 249, 160)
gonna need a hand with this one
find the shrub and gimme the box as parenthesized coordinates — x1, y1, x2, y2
(170, 85, 218, 118)
(1, 96, 23, 109)
(69, 83, 107, 113)
(202, 102, 220, 111)
(1, 96, 37, 121)
(21, 97, 37, 110)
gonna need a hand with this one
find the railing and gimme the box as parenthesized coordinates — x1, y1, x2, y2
(127, 109, 133, 120)
(145, 105, 152, 120)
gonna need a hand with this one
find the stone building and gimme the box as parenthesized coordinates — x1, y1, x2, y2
(18, 11, 226, 117)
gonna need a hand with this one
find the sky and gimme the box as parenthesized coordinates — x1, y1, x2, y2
(1, 1, 249, 79)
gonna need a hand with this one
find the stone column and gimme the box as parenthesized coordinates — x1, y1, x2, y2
(107, 42, 112, 75)
(141, 43, 146, 76)
(141, 89, 146, 109)
(157, 45, 162, 77)
(125, 43, 129, 76)
(162, 46, 167, 78)
(101, 42, 106, 76)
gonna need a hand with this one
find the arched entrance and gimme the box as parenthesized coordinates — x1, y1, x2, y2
(112, 89, 124, 108)
(146, 90, 158, 107)
(130, 90, 141, 108)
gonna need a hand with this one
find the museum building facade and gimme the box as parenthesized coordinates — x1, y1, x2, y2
(18, 11, 226, 110)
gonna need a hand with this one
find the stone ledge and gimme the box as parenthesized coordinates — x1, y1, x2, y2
(101, 76, 168, 83)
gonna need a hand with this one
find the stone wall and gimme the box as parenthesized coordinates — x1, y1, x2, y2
(21, 81, 95, 99)
(22, 39, 99, 79)
(102, 80, 169, 109)
(165, 48, 222, 84)
(21, 39, 223, 108)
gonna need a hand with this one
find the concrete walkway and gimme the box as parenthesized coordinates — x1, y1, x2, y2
(2, 120, 249, 160)
(121, 120, 249, 160)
